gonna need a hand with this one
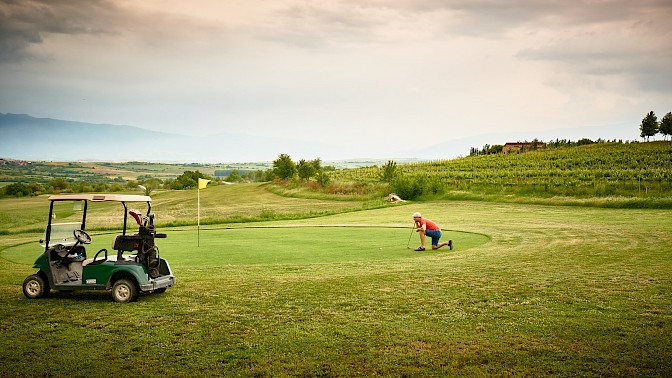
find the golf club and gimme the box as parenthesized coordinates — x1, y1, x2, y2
(406, 225, 415, 249)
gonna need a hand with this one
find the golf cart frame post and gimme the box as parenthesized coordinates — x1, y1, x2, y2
(44, 194, 153, 246)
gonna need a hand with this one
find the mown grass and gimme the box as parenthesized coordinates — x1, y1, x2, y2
(1, 198, 671, 377)
(0, 183, 386, 234)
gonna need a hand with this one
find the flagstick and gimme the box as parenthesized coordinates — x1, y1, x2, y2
(196, 178, 210, 247)
(198, 186, 200, 247)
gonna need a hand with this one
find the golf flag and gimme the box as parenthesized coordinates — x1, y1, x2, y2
(198, 178, 210, 189)
(197, 178, 210, 247)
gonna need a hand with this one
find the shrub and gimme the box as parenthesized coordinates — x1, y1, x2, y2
(390, 174, 448, 200)
(315, 171, 330, 187)
(171, 170, 212, 190)
(4, 182, 34, 197)
(391, 174, 426, 200)
(48, 178, 69, 192)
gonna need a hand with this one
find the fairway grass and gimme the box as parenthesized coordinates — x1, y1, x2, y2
(1, 201, 671, 377)
(0, 183, 386, 234)
(2, 227, 488, 267)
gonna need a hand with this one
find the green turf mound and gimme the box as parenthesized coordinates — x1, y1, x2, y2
(3, 227, 490, 267)
(165, 226, 490, 266)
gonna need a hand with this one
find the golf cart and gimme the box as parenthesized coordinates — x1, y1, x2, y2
(22, 194, 175, 303)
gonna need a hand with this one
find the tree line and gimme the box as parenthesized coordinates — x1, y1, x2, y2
(640, 111, 672, 141)
(268, 154, 332, 187)
(468, 110, 672, 157)
(470, 138, 624, 157)
(0, 154, 333, 198)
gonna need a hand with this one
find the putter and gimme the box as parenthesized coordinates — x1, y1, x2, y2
(406, 226, 415, 249)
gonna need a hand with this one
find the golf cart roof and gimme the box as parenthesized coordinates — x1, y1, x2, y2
(47, 194, 152, 202)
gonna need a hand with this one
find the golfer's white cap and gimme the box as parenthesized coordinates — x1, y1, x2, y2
(412, 212, 422, 218)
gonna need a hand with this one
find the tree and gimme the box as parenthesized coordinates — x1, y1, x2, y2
(93, 183, 109, 192)
(310, 158, 323, 173)
(242, 170, 266, 182)
(659, 112, 672, 141)
(640, 111, 658, 141)
(71, 181, 91, 193)
(272, 154, 296, 180)
(225, 170, 240, 183)
(380, 160, 397, 183)
(139, 178, 161, 195)
(297, 159, 316, 181)
(263, 169, 276, 181)
(170, 170, 211, 190)
(48, 178, 69, 192)
(4, 182, 33, 197)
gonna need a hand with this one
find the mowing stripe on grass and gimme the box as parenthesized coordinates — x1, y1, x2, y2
(2, 226, 490, 267)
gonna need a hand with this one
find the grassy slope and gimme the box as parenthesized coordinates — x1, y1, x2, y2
(0, 183, 386, 234)
(410, 141, 672, 185)
(333, 141, 672, 203)
(0, 196, 671, 376)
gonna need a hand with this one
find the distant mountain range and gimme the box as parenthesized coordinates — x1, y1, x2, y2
(0, 113, 355, 163)
(1, 113, 640, 163)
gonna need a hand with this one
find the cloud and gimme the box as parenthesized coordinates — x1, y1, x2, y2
(242, 0, 672, 100)
(0, 0, 124, 62)
(1, 0, 670, 159)
(514, 3, 672, 94)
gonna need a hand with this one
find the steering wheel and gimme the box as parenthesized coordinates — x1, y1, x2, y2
(73, 229, 91, 244)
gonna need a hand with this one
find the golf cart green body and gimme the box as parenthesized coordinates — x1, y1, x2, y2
(22, 194, 175, 303)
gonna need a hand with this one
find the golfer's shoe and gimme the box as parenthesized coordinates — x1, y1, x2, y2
(414, 246, 426, 251)
(448, 240, 453, 250)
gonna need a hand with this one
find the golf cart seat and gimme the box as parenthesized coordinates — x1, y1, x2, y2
(113, 234, 143, 252)
(82, 252, 124, 267)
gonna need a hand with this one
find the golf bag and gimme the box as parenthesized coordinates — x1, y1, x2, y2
(115, 211, 165, 278)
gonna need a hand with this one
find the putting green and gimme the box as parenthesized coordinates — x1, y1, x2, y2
(3, 227, 490, 267)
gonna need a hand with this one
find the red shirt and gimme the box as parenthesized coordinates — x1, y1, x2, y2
(417, 218, 440, 231)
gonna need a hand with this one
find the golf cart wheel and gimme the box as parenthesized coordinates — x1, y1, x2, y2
(111, 278, 138, 303)
(22, 274, 50, 299)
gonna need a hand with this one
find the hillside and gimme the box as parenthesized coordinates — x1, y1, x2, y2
(2, 140, 671, 209)
(331, 141, 672, 202)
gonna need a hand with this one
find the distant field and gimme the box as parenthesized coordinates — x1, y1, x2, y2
(1, 194, 670, 376)
(0, 158, 406, 186)
(0, 183, 387, 234)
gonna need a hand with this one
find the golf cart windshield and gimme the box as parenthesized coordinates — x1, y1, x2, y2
(41, 222, 80, 248)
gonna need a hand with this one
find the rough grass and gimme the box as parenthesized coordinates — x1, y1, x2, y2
(1, 200, 671, 377)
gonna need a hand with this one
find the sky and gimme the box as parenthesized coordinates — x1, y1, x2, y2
(1, 0, 671, 160)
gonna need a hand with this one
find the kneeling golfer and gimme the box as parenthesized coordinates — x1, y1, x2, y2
(413, 212, 452, 251)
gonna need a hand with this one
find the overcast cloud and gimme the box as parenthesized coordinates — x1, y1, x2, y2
(1, 0, 670, 160)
